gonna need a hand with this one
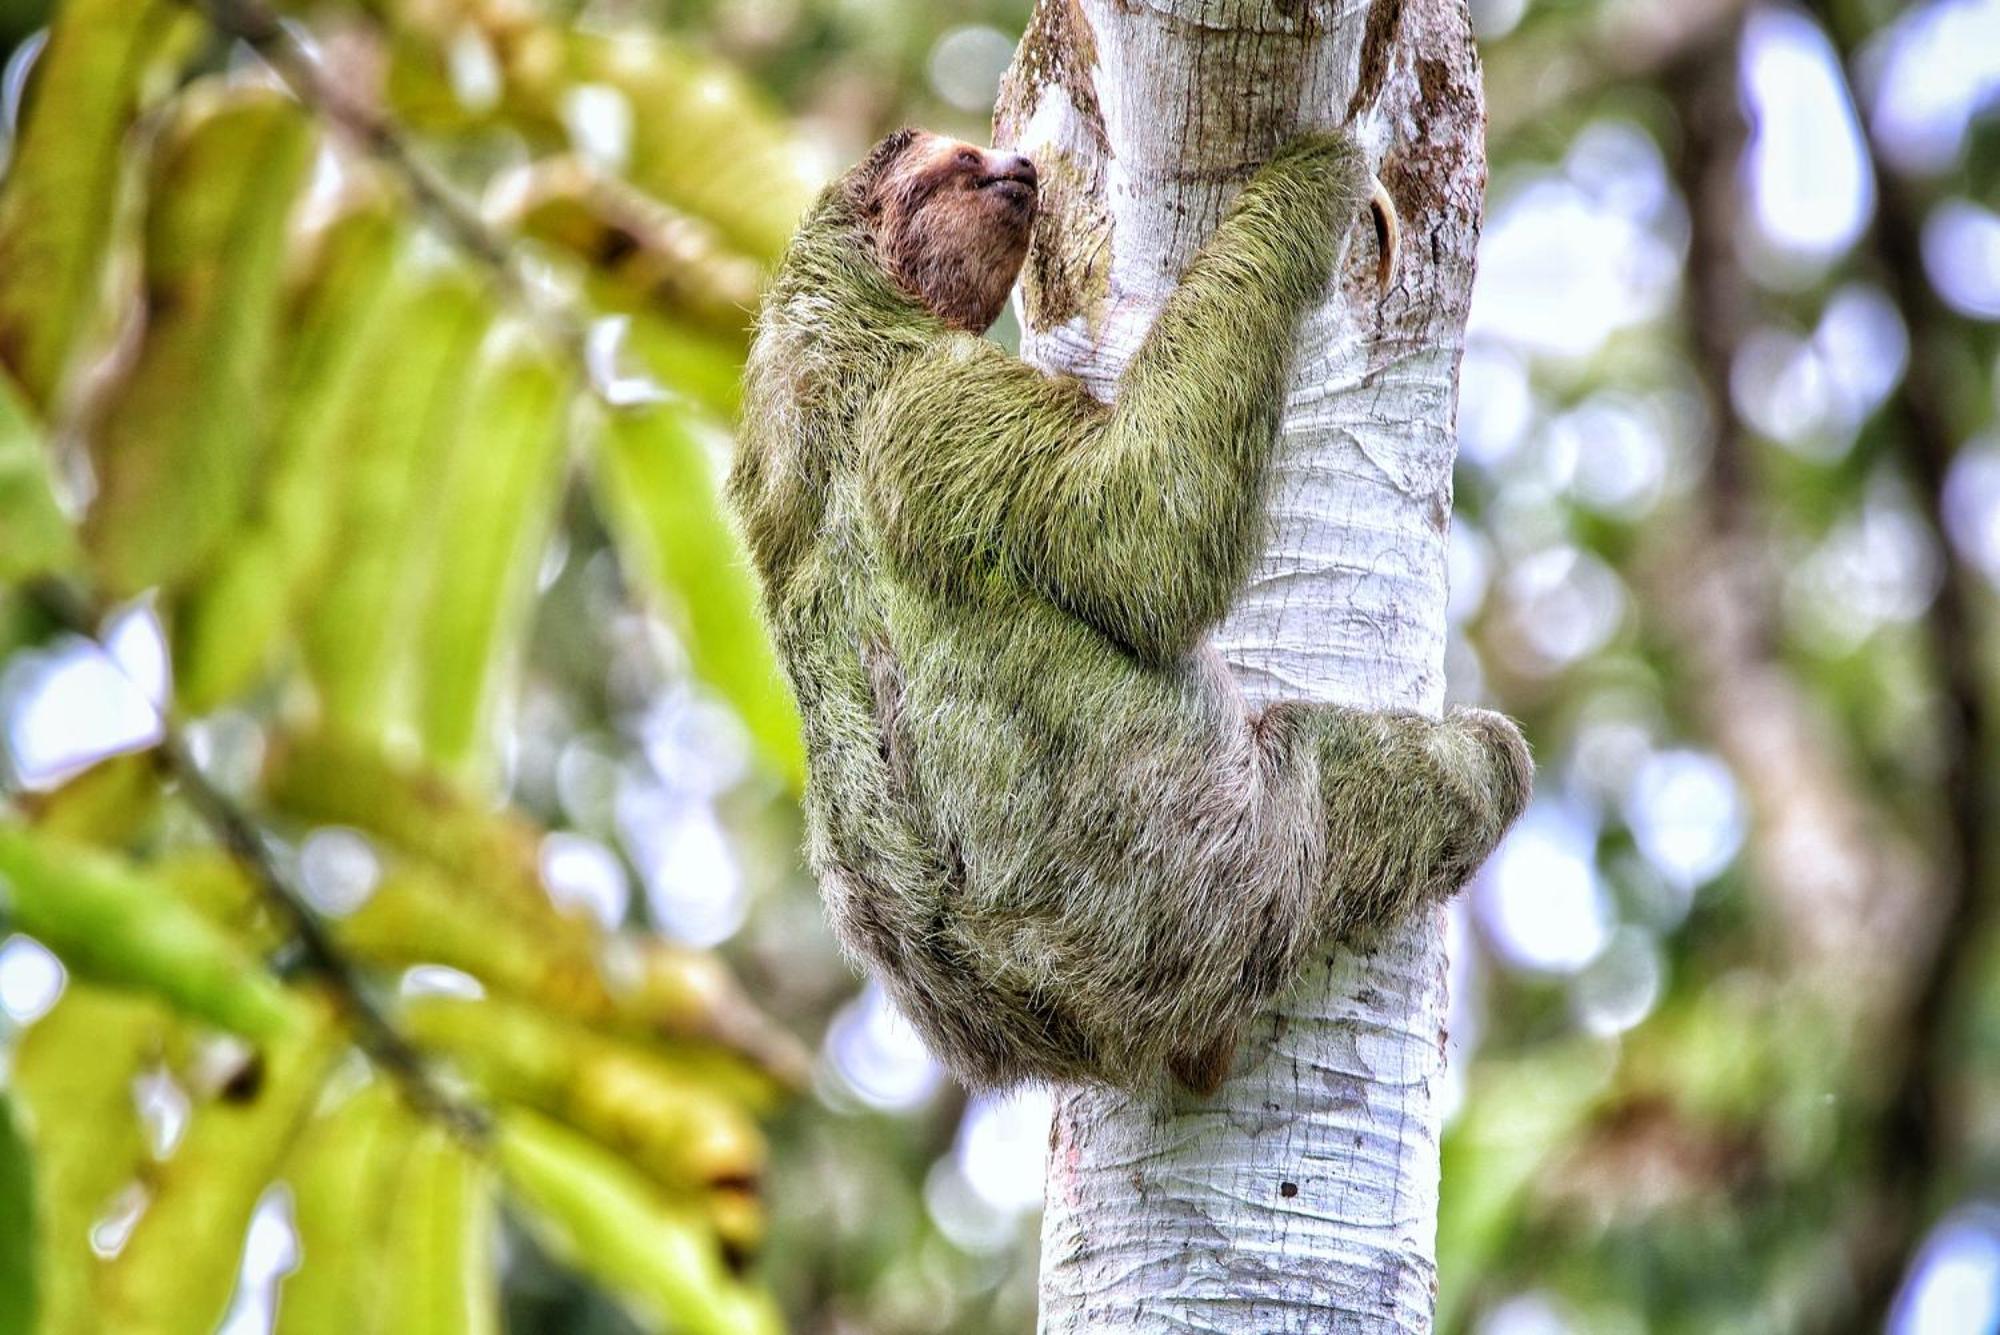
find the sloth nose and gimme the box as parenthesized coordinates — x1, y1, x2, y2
(997, 153, 1037, 188)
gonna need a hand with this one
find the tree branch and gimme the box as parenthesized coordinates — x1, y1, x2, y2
(28, 578, 492, 1146)
(1799, 5, 1996, 1326)
(189, 0, 597, 373)
(1483, 0, 1753, 144)
(1650, 21, 1930, 1006)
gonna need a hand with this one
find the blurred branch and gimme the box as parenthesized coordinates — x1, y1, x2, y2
(26, 577, 492, 1146)
(1805, 5, 1999, 1326)
(203, 0, 506, 271)
(1649, 20, 1928, 1021)
(1644, 32, 1962, 1329)
(1484, 0, 1753, 144)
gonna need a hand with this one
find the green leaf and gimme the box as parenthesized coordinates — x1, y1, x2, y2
(0, 825, 306, 1040)
(379, 1125, 499, 1335)
(175, 204, 403, 711)
(0, 369, 77, 582)
(12, 985, 170, 1335)
(1436, 1042, 1617, 1332)
(299, 273, 489, 735)
(496, 1110, 781, 1335)
(616, 311, 744, 421)
(0, 1095, 37, 1335)
(594, 404, 803, 787)
(82, 84, 316, 596)
(0, 0, 195, 407)
(278, 1082, 499, 1335)
(411, 341, 571, 778)
(276, 1080, 415, 1335)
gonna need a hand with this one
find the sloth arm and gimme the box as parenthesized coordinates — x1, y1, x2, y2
(865, 132, 1372, 666)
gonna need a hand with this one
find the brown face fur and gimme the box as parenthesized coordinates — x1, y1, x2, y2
(850, 130, 1039, 334)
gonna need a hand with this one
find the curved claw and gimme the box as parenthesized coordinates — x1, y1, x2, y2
(1369, 176, 1400, 296)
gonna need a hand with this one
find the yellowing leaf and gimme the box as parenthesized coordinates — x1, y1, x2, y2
(497, 1110, 781, 1335)
(330, 868, 802, 1090)
(95, 1026, 338, 1334)
(401, 995, 766, 1196)
(12, 985, 171, 1335)
(83, 84, 315, 596)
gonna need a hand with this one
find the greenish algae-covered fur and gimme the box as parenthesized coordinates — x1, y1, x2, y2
(731, 129, 1531, 1095)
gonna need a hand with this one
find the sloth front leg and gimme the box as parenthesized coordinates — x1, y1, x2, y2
(1281, 703, 1532, 938)
(1166, 705, 1529, 1094)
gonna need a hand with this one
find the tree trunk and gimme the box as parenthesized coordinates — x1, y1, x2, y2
(995, 2, 1487, 1329)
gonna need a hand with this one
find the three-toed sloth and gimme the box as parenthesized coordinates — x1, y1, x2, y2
(730, 127, 1530, 1095)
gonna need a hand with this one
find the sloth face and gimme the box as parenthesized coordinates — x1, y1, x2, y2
(853, 129, 1039, 333)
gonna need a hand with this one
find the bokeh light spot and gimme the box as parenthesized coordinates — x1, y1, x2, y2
(1475, 801, 1611, 975)
(0, 934, 65, 1025)
(825, 980, 944, 1112)
(1741, 9, 1873, 266)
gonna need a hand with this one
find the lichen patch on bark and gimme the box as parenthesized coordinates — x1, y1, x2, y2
(996, 0, 1107, 153)
(1019, 147, 1112, 332)
(1346, 0, 1407, 120)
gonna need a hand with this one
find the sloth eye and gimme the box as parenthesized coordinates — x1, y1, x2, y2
(956, 148, 981, 168)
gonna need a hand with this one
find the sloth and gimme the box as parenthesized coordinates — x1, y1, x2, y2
(730, 128, 1531, 1094)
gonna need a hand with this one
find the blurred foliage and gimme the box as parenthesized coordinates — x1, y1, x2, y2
(0, 0, 850, 1327)
(0, 0, 1996, 1332)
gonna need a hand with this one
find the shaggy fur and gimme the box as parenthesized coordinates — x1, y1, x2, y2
(731, 129, 1532, 1095)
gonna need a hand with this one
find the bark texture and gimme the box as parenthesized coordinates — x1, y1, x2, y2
(995, 1, 1487, 1329)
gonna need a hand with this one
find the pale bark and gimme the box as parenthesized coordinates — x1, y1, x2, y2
(995, 1, 1486, 1330)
